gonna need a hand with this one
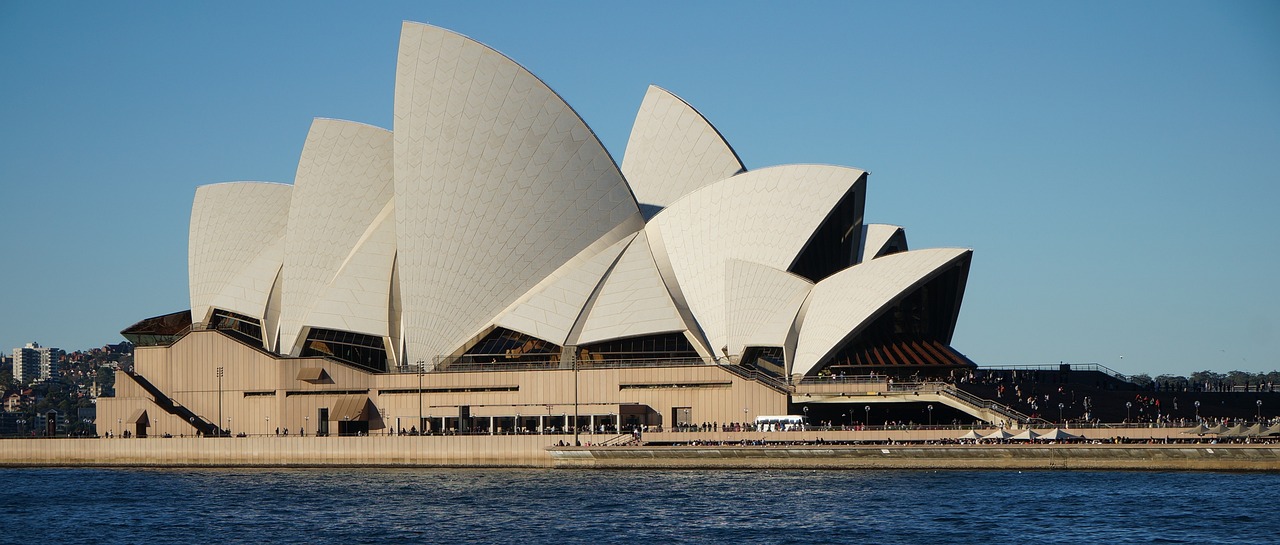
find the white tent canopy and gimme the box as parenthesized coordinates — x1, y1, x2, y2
(1009, 429, 1040, 441)
(982, 429, 1014, 440)
(1037, 428, 1080, 441)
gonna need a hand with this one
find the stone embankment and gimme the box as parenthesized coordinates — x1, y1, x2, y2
(3, 428, 1277, 471)
(547, 444, 1280, 471)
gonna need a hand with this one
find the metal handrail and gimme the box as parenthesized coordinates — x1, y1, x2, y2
(979, 363, 1129, 382)
(938, 385, 1031, 424)
(397, 357, 712, 374)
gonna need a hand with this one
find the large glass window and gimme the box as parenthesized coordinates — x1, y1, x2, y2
(790, 174, 865, 282)
(579, 333, 700, 364)
(741, 346, 786, 377)
(301, 328, 389, 373)
(208, 309, 263, 347)
(454, 327, 561, 367)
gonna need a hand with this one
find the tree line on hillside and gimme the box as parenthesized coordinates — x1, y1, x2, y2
(1127, 370, 1280, 392)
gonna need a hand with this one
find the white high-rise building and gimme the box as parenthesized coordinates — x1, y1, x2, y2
(11, 342, 61, 383)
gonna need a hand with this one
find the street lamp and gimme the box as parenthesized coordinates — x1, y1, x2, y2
(1257, 400, 1263, 422)
(1125, 402, 1132, 423)
(864, 405, 871, 427)
(574, 357, 581, 447)
(304, 415, 309, 436)
(17, 419, 26, 437)
(802, 406, 809, 430)
(117, 418, 121, 437)
(1194, 400, 1201, 422)
(227, 417, 232, 436)
(927, 405, 933, 427)
(1058, 402, 1065, 424)
(216, 366, 224, 436)
(416, 360, 425, 435)
(266, 416, 270, 435)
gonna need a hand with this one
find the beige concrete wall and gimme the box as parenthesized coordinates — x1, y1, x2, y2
(639, 426, 1216, 443)
(5, 436, 1277, 471)
(551, 444, 1280, 471)
(0, 435, 569, 467)
(101, 331, 787, 438)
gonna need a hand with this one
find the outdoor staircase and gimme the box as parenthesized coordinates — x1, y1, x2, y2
(122, 369, 221, 436)
(720, 363, 792, 394)
(597, 433, 640, 446)
(937, 385, 1031, 426)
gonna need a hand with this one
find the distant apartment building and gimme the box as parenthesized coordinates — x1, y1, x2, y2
(11, 342, 62, 383)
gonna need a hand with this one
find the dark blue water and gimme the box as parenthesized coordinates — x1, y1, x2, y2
(3, 468, 1276, 544)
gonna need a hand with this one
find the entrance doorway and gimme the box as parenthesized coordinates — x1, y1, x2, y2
(318, 408, 330, 436)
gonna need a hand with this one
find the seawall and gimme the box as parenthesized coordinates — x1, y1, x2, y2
(4, 431, 1278, 471)
(0, 435, 564, 468)
(548, 444, 1280, 471)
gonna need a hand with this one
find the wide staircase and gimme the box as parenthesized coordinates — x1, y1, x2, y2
(936, 385, 1034, 426)
(123, 369, 221, 436)
(720, 363, 791, 394)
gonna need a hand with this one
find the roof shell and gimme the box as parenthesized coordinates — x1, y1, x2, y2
(392, 22, 641, 366)
(621, 86, 744, 217)
(723, 259, 813, 360)
(188, 181, 292, 334)
(490, 229, 637, 346)
(791, 248, 972, 376)
(279, 119, 396, 354)
(574, 230, 693, 347)
(646, 164, 866, 357)
(860, 224, 906, 263)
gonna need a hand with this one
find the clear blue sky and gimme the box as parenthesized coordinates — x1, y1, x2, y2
(1, 2, 1277, 377)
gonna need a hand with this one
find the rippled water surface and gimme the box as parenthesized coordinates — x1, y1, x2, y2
(4, 468, 1278, 544)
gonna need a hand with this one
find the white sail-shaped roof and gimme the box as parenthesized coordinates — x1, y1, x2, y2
(724, 259, 813, 361)
(621, 86, 745, 217)
(646, 164, 866, 359)
(292, 203, 397, 354)
(279, 119, 395, 354)
(574, 230, 694, 347)
(188, 182, 291, 334)
(860, 224, 907, 263)
(491, 229, 636, 346)
(792, 248, 972, 376)
(392, 22, 642, 366)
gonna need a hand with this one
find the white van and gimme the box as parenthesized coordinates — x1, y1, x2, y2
(754, 415, 806, 432)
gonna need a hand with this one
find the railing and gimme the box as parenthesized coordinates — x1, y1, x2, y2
(797, 375, 896, 386)
(122, 370, 221, 436)
(406, 357, 712, 374)
(718, 364, 792, 394)
(979, 363, 1129, 383)
(598, 433, 638, 446)
(938, 385, 1031, 425)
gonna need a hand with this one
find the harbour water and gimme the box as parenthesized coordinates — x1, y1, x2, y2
(4, 467, 1277, 544)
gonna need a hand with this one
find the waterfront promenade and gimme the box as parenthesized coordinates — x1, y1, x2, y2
(4, 426, 1278, 471)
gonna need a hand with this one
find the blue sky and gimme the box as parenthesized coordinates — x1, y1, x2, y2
(1, 2, 1276, 377)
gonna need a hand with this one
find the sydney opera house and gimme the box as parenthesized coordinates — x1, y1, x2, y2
(99, 23, 974, 439)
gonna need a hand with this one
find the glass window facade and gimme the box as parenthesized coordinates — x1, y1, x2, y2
(301, 328, 389, 373)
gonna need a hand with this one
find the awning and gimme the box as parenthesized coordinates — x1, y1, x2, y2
(1037, 428, 1079, 440)
(330, 395, 372, 421)
(296, 367, 328, 382)
(127, 409, 150, 426)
